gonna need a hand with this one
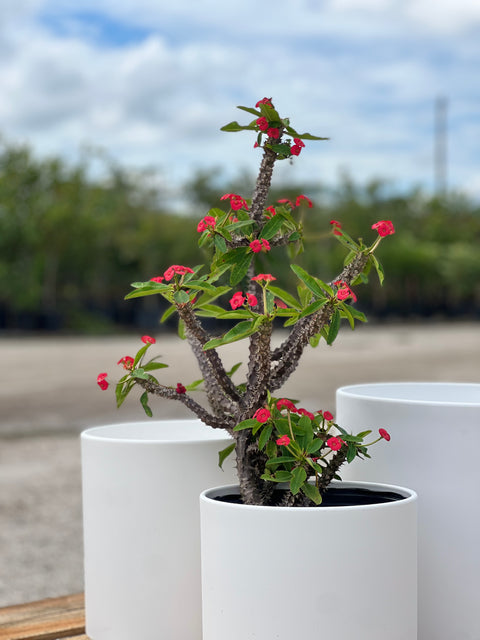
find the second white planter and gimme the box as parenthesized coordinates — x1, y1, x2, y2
(200, 481, 417, 640)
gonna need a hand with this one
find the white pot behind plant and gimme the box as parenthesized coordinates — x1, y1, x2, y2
(82, 420, 236, 640)
(336, 382, 480, 640)
(200, 481, 417, 640)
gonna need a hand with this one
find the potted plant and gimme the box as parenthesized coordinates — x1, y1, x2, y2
(91, 98, 417, 640)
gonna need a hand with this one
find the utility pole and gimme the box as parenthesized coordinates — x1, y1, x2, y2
(434, 96, 448, 195)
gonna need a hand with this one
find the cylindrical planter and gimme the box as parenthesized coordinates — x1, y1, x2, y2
(200, 481, 417, 640)
(336, 382, 480, 640)
(81, 420, 236, 640)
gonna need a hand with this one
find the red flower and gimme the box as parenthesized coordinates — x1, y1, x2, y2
(276, 398, 297, 412)
(293, 138, 305, 148)
(96, 373, 109, 390)
(164, 265, 194, 281)
(150, 276, 164, 283)
(265, 205, 277, 218)
(246, 293, 258, 307)
(276, 435, 291, 446)
(379, 428, 391, 441)
(372, 220, 395, 237)
(277, 198, 294, 208)
(141, 335, 156, 344)
(250, 238, 271, 253)
(176, 383, 186, 394)
(297, 408, 315, 420)
(255, 97, 273, 108)
(221, 193, 249, 211)
(290, 145, 302, 156)
(251, 273, 276, 283)
(267, 127, 280, 139)
(295, 195, 313, 208)
(230, 291, 246, 310)
(253, 407, 271, 423)
(197, 215, 216, 233)
(330, 220, 343, 236)
(275, 298, 288, 309)
(323, 410, 334, 421)
(117, 356, 134, 370)
(256, 117, 269, 132)
(326, 436, 343, 451)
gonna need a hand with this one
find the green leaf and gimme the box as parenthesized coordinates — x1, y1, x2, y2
(140, 391, 153, 418)
(290, 467, 307, 494)
(214, 234, 227, 254)
(173, 290, 190, 304)
(298, 298, 327, 319)
(301, 482, 323, 505)
(230, 250, 252, 286)
(260, 214, 286, 240)
(265, 455, 297, 467)
(346, 442, 357, 464)
(268, 285, 301, 310)
(133, 344, 149, 367)
(233, 418, 257, 432)
(272, 470, 293, 483)
(218, 441, 236, 469)
(306, 439, 324, 455)
(258, 424, 273, 451)
(220, 120, 256, 132)
(236, 105, 261, 117)
(226, 362, 242, 377)
(125, 285, 169, 300)
(291, 264, 326, 298)
(132, 368, 150, 380)
(160, 304, 177, 323)
(327, 309, 341, 345)
(143, 362, 168, 371)
(370, 254, 385, 285)
(203, 319, 257, 350)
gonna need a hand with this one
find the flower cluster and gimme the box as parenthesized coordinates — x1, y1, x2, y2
(234, 395, 391, 505)
(220, 193, 249, 211)
(230, 291, 258, 310)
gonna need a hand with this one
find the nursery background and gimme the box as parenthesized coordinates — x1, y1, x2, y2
(1, 0, 480, 610)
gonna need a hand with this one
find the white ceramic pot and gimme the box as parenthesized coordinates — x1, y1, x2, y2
(336, 382, 480, 640)
(81, 420, 236, 640)
(200, 480, 417, 640)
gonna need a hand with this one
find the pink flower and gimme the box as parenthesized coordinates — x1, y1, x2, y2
(164, 265, 194, 281)
(267, 127, 280, 139)
(117, 356, 134, 370)
(150, 276, 164, 283)
(290, 145, 302, 156)
(253, 407, 271, 423)
(141, 335, 156, 344)
(176, 383, 186, 394)
(276, 398, 297, 412)
(323, 411, 334, 421)
(265, 205, 277, 218)
(197, 215, 216, 233)
(379, 428, 391, 441)
(221, 193, 249, 211)
(256, 117, 269, 131)
(96, 373, 109, 390)
(295, 195, 313, 208)
(251, 273, 276, 283)
(276, 435, 291, 446)
(256, 98, 273, 108)
(230, 291, 246, 309)
(372, 220, 395, 237)
(326, 436, 343, 451)
(335, 280, 357, 303)
(250, 238, 271, 253)
(246, 293, 258, 307)
(297, 408, 315, 420)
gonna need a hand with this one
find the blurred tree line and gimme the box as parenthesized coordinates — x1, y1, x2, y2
(1, 138, 479, 333)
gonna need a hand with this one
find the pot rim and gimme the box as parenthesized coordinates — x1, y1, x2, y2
(337, 382, 480, 407)
(81, 419, 233, 445)
(201, 480, 417, 512)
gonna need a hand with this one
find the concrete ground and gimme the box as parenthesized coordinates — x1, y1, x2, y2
(0, 322, 479, 606)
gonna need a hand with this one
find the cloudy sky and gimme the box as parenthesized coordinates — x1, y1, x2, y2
(1, 0, 479, 202)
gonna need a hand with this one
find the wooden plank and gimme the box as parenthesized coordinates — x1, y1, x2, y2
(0, 593, 86, 640)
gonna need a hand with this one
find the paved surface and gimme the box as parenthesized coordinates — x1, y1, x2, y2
(0, 323, 479, 606)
